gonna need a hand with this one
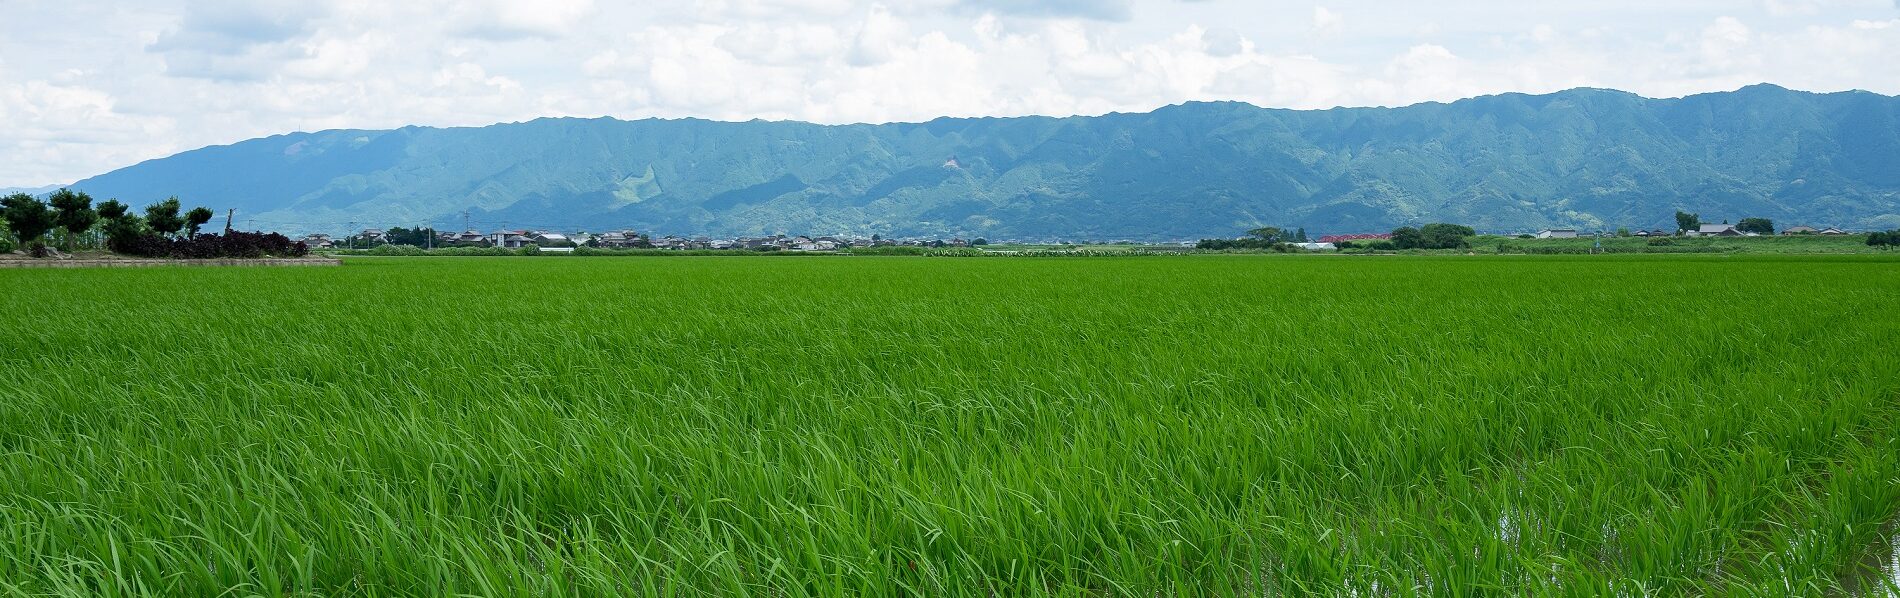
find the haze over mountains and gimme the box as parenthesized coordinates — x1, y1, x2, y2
(61, 84, 1900, 239)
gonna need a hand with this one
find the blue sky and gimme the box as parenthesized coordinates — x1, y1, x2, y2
(1, 0, 1897, 187)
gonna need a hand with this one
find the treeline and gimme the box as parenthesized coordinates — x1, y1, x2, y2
(1676, 211, 1776, 234)
(1196, 227, 1310, 250)
(1199, 223, 1477, 251)
(0, 190, 305, 259)
(1869, 230, 1900, 247)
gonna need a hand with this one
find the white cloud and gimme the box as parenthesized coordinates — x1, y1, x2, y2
(1312, 6, 1343, 35)
(2, 0, 1899, 185)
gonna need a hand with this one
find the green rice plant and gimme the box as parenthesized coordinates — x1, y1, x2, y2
(1, 255, 1897, 596)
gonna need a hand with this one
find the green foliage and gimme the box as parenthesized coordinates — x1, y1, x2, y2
(143, 198, 185, 238)
(1870, 231, 1897, 247)
(1736, 217, 1774, 235)
(184, 206, 215, 236)
(1, 256, 1897, 594)
(367, 244, 428, 256)
(95, 199, 128, 220)
(46, 188, 98, 245)
(102, 213, 148, 253)
(1418, 223, 1476, 249)
(385, 227, 438, 247)
(2, 192, 57, 248)
(1676, 211, 1701, 233)
(1246, 226, 1287, 243)
(1647, 237, 1676, 246)
(1390, 226, 1424, 249)
(845, 245, 928, 256)
(1199, 225, 1309, 250)
(0, 237, 12, 253)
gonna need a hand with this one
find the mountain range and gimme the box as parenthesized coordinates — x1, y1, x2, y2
(57, 84, 1900, 239)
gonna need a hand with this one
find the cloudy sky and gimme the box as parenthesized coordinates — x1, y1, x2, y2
(2, 0, 1897, 187)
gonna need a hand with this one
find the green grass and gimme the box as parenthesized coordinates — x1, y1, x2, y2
(3, 255, 1898, 596)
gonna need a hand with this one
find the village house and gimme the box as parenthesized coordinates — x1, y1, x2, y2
(491, 230, 532, 248)
(1818, 227, 1847, 235)
(1781, 225, 1819, 235)
(1692, 223, 1741, 237)
(1536, 229, 1579, 239)
(298, 234, 334, 248)
(596, 230, 643, 248)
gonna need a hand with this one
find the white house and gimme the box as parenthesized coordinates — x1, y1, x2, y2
(1536, 229, 1579, 239)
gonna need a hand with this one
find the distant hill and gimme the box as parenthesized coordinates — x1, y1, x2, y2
(0, 185, 62, 197)
(67, 84, 1900, 238)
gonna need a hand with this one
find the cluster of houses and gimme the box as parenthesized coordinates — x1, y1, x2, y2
(1535, 224, 1850, 238)
(288, 223, 1862, 252)
(299, 228, 986, 252)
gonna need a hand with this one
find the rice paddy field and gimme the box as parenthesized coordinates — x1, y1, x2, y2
(3, 255, 1899, 596)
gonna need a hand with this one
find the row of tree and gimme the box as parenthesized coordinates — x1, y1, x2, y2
(1676, 211, 1775, 234)
(1195, 226, 1311, 250)
(3, 190, 216, 252)
(2, 189, 302, 258)
(1868, 230, 1900, 247)
(1199, 223, 1477, 251)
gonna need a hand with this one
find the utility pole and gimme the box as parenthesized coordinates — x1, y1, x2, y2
(223, 209, 234, 235)
(425, 224, 433, 250)
(462, 209, 471, 232)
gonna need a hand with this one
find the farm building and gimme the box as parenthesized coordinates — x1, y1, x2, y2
(1536, 229, 1579, 239)
(298, 234, 334, 248)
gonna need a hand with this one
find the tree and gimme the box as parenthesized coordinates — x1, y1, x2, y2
(1295, 228, 1309, 243)
(1246, 226, 1287, 243)
(184, 207, 215, 236)
(971, 238, 989, 246)
(1390, 226, 1424, 249)
(47, 188, 97, 250)
(1616, 227, 1631, 237)
(1675, 211, 1700, 233)
(145, 198, 186, 238)
(2, 193, 57, 250)
(1870, 231, 1895, 247)
(96, 199, 128, 220)
(1419, 223, 1476, 249)
(1736, 217, 1774, 235)
(103, 212, 147, 253)
(383, 226, 437, 247)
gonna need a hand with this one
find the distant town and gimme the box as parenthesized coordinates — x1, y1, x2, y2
(301, 228, 1000, 252)
(299, 218, 1870, 253)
